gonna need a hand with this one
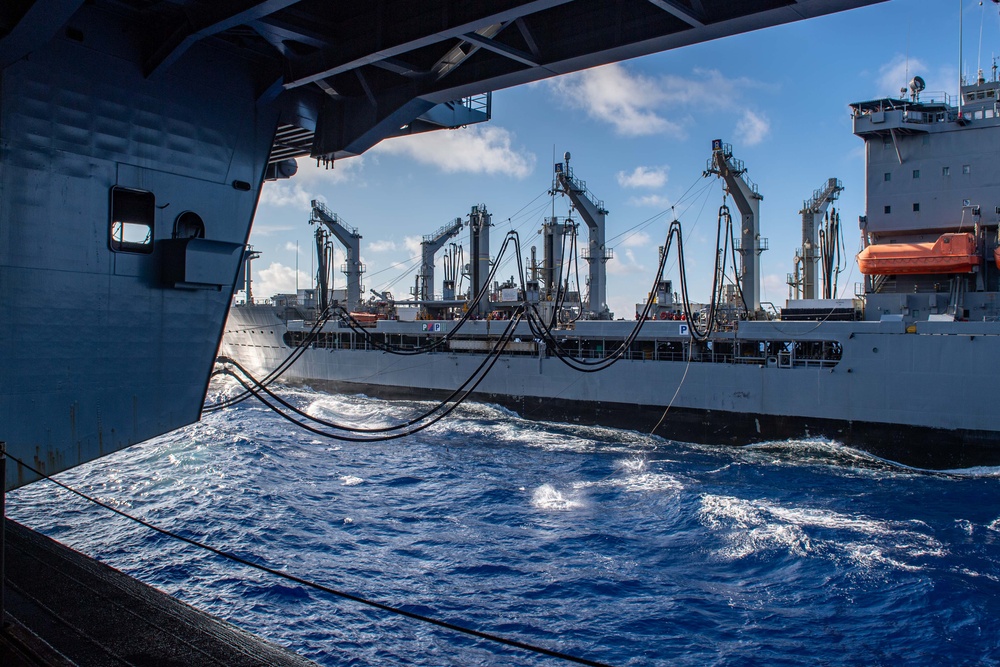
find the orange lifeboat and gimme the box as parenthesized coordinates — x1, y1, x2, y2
(857, 233, 981, 275)
(349, 312, 378, 326)
(994, 245, 1000, 271)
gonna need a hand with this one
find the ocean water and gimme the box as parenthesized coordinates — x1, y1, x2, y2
(8, 384, 1000, 666)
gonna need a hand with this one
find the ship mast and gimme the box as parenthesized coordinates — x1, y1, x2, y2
(468, 204, 492, 317)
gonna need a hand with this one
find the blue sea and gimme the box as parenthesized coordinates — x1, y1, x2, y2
(8, 384, 1000, 666)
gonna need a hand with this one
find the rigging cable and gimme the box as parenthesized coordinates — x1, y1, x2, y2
(333, 232, 523, 356)
(529, 200, 736, 375)
(723, 204, 750, 318)
(204, 305, 336, 412)
(6, 454, 613, 667)
(214, 183, 740, 426)
(214, 312, 523, 437)
(217, 312, 524, 442)
(521, 233, 668, 372)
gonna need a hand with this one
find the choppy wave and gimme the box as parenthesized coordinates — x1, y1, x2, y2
(698, 494, 945, 570)
(531, 483, 586, 510)
(9, 383, 1000, 667)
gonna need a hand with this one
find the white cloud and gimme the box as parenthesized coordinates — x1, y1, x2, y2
(252, 262, 311, 299)
(628, 194, 672, 209)
(367, 239, 398, 253)
(403, 236, 422, 255)
(877, 55, 927, 98)
(546, 64, 766, 137)
(547, 64, 681, 137)
(258, 156, 365, 211)
(760, 273, 789, 305)
(250, 222, 296, 236)
(617, 166, 669, 189)
(374, 125, 535, 178)
(607, 247, 646, 276)
(873, 55, 957, 105)
(618, 231, 653, 248)
(259, 180, 314, 210)
(283, 241, 303, 253)
(735, 109, 770, 147)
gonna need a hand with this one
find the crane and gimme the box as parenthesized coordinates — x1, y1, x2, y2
(414, 217, 463, 315)
(705, 140, 766, 315)
(793, 178, 844, 300)
(552, 152, 613, 319)
(311, 200, 364, 312)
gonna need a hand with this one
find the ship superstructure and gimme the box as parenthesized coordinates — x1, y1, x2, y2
(854, 73, 1000, 320)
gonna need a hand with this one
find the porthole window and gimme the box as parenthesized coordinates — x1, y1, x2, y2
(110, 186, 154, 254)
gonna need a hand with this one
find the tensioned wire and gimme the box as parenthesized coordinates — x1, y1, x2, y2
(5, 454, 615, 667)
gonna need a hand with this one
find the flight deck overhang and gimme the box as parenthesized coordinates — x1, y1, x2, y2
(3, 0, 888, 164)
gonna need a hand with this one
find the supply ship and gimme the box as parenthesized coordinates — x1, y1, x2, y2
(222, 72, 1000, 471)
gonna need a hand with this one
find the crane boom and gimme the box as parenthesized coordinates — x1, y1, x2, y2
(552, 152, 613, 319)
(797, 178, 844, 300)
(417, 217, 464, 302)
(705, 141, 765, 314)
(311, 200, 364, 311)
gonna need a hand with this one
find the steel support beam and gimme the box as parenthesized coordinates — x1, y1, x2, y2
(461, 32, 540, 67)
(284, 0, 572, 89)
(646, 0, 705, 27)
(145, 0, 302, 77)
(0, 0, 84, 68)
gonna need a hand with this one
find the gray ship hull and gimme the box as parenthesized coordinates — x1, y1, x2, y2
(222, 305, 1000, 469)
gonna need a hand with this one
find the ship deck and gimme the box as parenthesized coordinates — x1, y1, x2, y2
(0, 519, 315, 667)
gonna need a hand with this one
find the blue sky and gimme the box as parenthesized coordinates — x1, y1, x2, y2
(248, 0, 995, 318)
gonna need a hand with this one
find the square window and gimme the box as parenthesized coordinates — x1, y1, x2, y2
(884, 205, 892, 214)
(963, 164, 972, 174)
(943, 166, 951, 176)
(884, 172, 891, 182)
(912, 169, 920, 178)
(913, 203, 920, 212)
(110, 187, 154, 254)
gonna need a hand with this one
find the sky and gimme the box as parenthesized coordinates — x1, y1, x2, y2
(245, 0, 999, 319)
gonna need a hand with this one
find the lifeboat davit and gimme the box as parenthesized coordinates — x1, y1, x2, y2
(857, 233, 980, 275)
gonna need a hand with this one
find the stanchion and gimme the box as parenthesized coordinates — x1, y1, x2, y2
(1, 441, 6, 631)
